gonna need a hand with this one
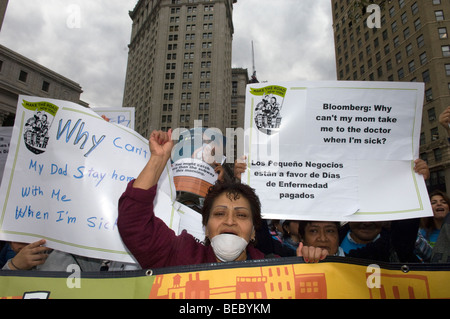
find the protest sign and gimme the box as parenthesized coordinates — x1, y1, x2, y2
(0, 127, 12, 183)
(244, 81, 432, 221)
(92, 107, 135, 129)
(0, 96, 176, 263)
(171, 127, 224, 197)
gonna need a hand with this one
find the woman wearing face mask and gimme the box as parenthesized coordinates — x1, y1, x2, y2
(118, 130, 325, 268)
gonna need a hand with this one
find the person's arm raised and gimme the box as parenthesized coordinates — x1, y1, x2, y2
(133, 129, 173, 190)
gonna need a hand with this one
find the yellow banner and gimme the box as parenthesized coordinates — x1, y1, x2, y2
(250, 85, 287, 98)
(1, 259, 449, 299)
(22, 100, 59, 117)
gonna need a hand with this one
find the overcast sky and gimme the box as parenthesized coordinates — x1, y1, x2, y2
(0, 0, 337, 109)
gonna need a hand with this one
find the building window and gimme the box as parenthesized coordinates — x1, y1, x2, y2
(428, 108, 437, 122)
(439, 27, 448, 39)
(42, 81, 50, 92)
(389, 6, 395, 17)
(19, 70, 28, 82)
(422, 69, 431, 83)
(431, 127, 439, 141)
(408, 60, 415, 72)
(425, 88, 433, 101)
(417, 34, 425, 48)
(397, 68, 405, 79)
(420, 132, 426, 145)
(414, 18, 421, 31)
(386, 59, 392, 71)
(391, 21, 398, 33)
(403, 27, 410, 40)
(435, 10, 444, 21)
(395, 52, 402, 64)
(406, 43, 413, 56)
(401, 12, 408, 24)
(393, 36, 400, 48)
(442, 45, 450, 57)
(434, 148, 442, 162)
(411, 2, 418, 15)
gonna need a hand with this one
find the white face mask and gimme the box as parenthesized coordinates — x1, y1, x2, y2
(210, 234, 249, 262)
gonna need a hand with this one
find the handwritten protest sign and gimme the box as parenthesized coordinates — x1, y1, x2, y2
(0, 96, 175, 263)
(244, 81, 432, 221)
(92, 107, 135, 129)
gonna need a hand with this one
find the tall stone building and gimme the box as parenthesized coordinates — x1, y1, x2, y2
(231, 67, 248, 130)
(123, 0, 237, 139)
(0, 0, 8, 32)
(332, 0, 450, 192)
(0, 45, 87, 126)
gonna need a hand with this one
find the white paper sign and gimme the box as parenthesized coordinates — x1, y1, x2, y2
(244, 81, 432, 222)
(92, 107, 135, 129)
(0, 96, 174, 263)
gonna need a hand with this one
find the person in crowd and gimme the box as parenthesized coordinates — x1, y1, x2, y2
(281, 220, 300, 252)
(338, 220, 420, 262)
(415, 190, 450, 261)
(431, 212, 450, 263)
(297, 159, 430, 262)
(298, 221, 344, 261)
(2, 240, 51, 270)
(419, 190, 450, 247)
(0, 241, 15, 268)
(117, 129, 325, 268)
(297, 219, 421, 262)
(196, 155, 298, 258)
(269, 220, 283, 243)
(340, 222, 384, 255)
(1, 239, 103, 271)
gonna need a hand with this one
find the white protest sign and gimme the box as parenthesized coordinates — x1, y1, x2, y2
(0, 96, 175, 263)
(244, 81, 432, 222)
(0, 127, 12, 184)
(305, 85, 419, 160)
(174, 201, 205, 244)
(92, 107, 135, 129)
(171, 127, 224, 198)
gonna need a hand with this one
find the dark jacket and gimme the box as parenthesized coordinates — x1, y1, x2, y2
(339, 219, 420, 263)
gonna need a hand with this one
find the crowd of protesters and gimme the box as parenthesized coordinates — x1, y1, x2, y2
(1, 107, 450, 271)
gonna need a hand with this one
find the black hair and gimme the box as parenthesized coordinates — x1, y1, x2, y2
(201, 181, 262, 231)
